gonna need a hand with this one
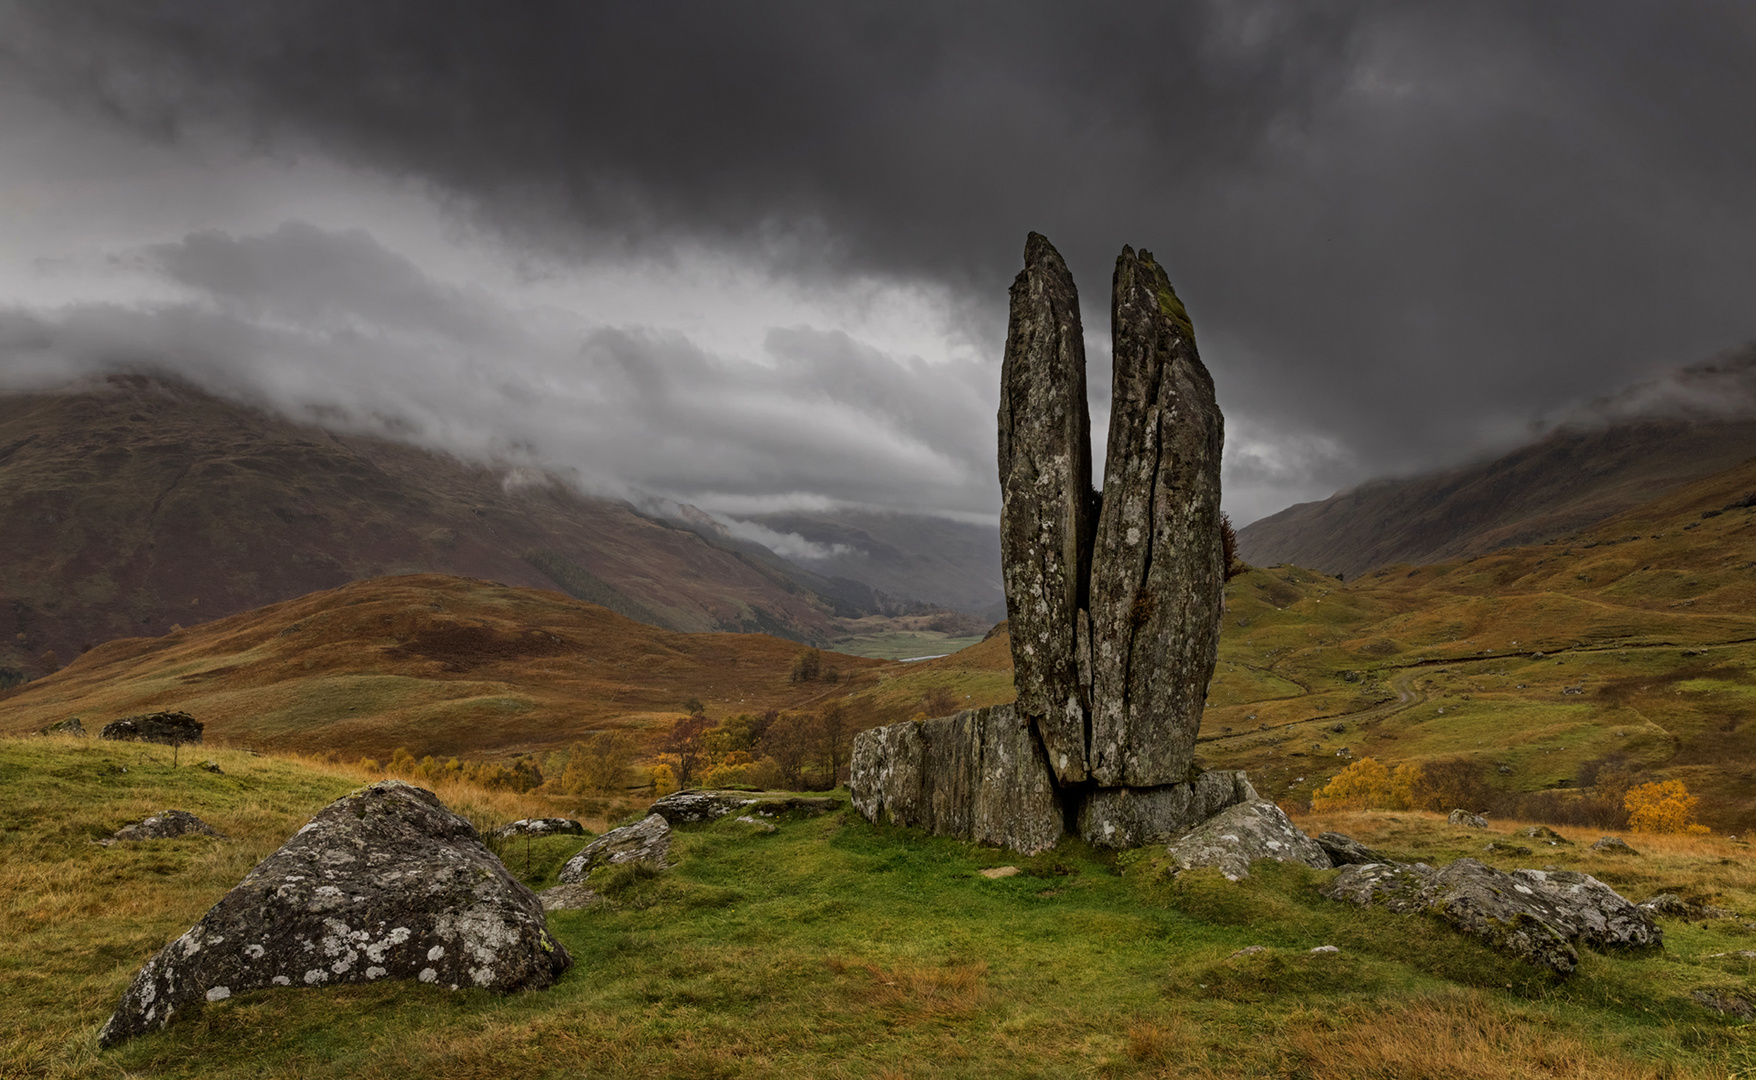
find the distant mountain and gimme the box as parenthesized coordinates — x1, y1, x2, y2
(0, 375, 866, 679)
(737, 509, 1005, 620)
(1238, 346, 1756, 579)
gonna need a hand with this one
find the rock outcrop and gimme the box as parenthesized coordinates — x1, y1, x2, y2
(39, 717, 86, 736)
(99, 780, 569, 1047)
(1322, 857, 1659, 976)
(100, 810, 225, 845)
(557, 814, 671, 883)
(1086, 247, 1224, 787)
(852, 232, 1242, 854)
(1591, 836, 1640, 855)
(998, 233, 1094, 784)
(1316, 830, 1391, 867)
(850, 705, 1064, 855)
(1447, 809, 1489, 829)
(1162, 799, 1330, 880)
(101, 711, 203, 746)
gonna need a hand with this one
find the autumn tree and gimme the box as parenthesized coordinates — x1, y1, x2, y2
(761, 712, 815, 789)
(1625, 779, 1710, 834)
(1311, 757, 1421, 811)
(666, 714, 712, 788)
(791, 647, 823, 683)
(817, 701, 853, 785)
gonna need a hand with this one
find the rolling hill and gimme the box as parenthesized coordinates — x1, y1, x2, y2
(1238, 344, 1756, 578)
(0, 374, 901, 681)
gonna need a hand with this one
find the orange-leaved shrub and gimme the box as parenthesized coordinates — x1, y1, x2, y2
(1624, 779, 1709, 834)
(1311, 757, 1423, 811)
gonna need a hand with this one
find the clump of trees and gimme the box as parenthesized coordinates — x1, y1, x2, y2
(1625, 779, 1709, 834)
(364, 748, 545, 792)
(650, 702, 857, 792)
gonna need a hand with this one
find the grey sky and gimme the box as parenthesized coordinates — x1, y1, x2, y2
(0, 1, 1751, 527)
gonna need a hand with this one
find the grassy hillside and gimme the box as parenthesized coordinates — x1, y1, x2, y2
(0, 574, 888, 760)
(4, 735, 1752, 1078)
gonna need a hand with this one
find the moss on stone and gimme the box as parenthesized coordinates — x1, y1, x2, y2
(1138, 249, 1195, 342)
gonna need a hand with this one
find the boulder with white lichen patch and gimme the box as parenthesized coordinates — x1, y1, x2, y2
(98, 780, 569, 1047)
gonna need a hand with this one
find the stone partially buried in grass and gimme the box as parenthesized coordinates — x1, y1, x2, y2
(99, 809, 225, 845)
(1162, 799, 1330, 881)
(98, 780, 570, 1048)
(556, 814, 670, 883)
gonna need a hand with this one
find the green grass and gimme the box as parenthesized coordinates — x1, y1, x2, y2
(3, 737, 1751, 1078)
(831, 631, 987, 661)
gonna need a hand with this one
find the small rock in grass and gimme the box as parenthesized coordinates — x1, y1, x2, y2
(732, 815, 777, 834)
(1447, 809, 1489, 829)
(100, 711, 203, 746)
(980, 866, 1021, 879)
(99, 810, 225, 845)
(1590, 836, 1640, 856)
(39, 717, 86, 736)
(1691, 989, 1755, 1019)
(1309, 945, 1340, 955)
(557, 814, 670, 883)
(537, 883, 602, 911)
(199, 760, 223, 774)
(1229, 945, 1270, 958)
(1483, 841, 1532, 856)
(493, 818, 586, 840)
(1516, 825, 1571, 845)
(1641, 893, 1733, 920)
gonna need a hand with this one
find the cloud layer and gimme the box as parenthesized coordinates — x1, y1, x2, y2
(1, 2, 1753, 525)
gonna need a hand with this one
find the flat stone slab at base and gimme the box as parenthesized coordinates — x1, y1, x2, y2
(557, 814, 671, 883)
(850, 704, 1063, 855)
(98, 780, 570, 1047)
(648, 790, 839, 825)
(537, 884, 602, 911)
(1077, 770, 1256, 849)
(1162, 799, 1330, 880)
(99, 810, 225, 845)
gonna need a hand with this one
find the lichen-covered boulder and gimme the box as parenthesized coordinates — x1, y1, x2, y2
(100, 810, 225, 846)
(1516, 825, 1572, 846)
(997, 232, 1094, 784)
(1077, 770, 1255, 849)
(648, 790, 838, 825)
(1591, 836, 1640, 855)
(1086, 246, 1224, 787)
(1639, 893, 1731, 920)
(1316, 831, 1391, 867)
(39, 717, 86, 736)
(1447, 809, 1489, 829)
(97, 780, 570, 1047)
(850, 704, 1065, 855)
(557, 814, 670, 883)
(492, 818, 585, 840)
(1323, 857, 1659, 976)
(1162, 799, 1329, 880)
(101, 711, 203, 746)
(1509, 869, 1661, 950)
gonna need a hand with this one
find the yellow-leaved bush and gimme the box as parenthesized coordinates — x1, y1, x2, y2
(1624, 779, 1709, 834)
(1311, 756, 1424, 811)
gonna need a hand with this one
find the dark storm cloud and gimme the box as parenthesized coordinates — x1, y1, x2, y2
(3, 1, 1754, 521)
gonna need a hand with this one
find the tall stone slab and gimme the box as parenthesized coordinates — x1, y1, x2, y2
(850, 704, 1064, 855)
(998, 232, 1094, 783)
(1086, 247, 1225, 786)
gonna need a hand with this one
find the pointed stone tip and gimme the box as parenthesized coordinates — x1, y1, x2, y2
(1023, 232, 1064, 270)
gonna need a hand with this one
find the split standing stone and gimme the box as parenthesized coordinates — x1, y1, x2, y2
(1086, 247, 1224, 786)
(998, 232, 1094, 784)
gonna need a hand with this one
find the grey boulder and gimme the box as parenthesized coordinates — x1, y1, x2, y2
(1591, 836, 1640, 856)
(1162, 799, 1330, 881)
(100, 810, 225, 846)
(1323, 857, 1659, 976)
(39, 717, 86, 736)
(557, 814, 671, 883)
(1447, 809, 1489, 829)
(1639, 893, 1732, 920)
(1315, 831, 1392, 867)
(1077, 770, 1255, 849)
(98, 780, 570, 1047)
(849, 704, 1064, 855)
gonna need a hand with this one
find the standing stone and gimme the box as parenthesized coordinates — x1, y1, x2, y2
(998, 233, 1094, 784)
(850, 705, 1064, 854)
(98, 781, 569, 1047)
(1086, 247, 1224, 786)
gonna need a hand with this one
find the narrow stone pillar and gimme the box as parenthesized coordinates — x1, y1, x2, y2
(1086, 247, 1225, 786)
(998, 232, 1093, 783)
